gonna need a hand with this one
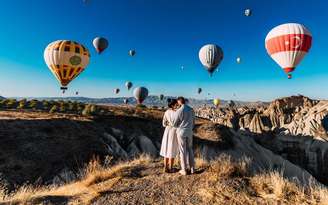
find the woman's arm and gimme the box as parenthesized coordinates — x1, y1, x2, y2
(162, 113, 169, 127)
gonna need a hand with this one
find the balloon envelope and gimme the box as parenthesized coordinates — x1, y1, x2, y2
(265, 23, 312, 79)
(244, 9, 251, 16)
(93, 37, 108, 54)
(159, 94, 164, 101)
(114, 88, 120, 94)
(44, 40, 90, 90)
(124, 99, 129, 104)
(213, 99, 220, 107)
(197, 88, 202, 94)
(236, 57, 241, 64)
(199, 44, 223, 76)
(129, 50, 136, 56)
(133, 87, 149, 104)
(125, 81, 133, 90)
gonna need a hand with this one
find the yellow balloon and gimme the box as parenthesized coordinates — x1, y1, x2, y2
(213, 98, 220, 107)
(44, 40, 90, 90)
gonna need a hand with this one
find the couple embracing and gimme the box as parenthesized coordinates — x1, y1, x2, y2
(160, 97, 195, 176)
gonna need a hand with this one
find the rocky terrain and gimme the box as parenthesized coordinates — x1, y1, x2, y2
(0, 96, 327, 204)
(195, 95, 328, 185)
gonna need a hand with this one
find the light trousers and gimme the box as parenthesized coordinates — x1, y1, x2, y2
(177, 129, 194, 171)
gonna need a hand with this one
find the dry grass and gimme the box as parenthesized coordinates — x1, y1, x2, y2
(2, 154, 328, 205)
(197, 154, 328, 205)
(0, 154, 153, 205)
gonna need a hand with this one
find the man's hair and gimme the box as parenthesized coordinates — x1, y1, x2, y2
(177, 96, 185, 104)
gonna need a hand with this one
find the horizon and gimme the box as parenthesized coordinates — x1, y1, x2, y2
(0, 0, 327, 101)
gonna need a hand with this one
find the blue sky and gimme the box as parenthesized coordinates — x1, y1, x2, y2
(0, 0, 327, 101)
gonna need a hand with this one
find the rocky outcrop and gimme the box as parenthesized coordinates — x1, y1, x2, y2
(195, 96, 328, 185)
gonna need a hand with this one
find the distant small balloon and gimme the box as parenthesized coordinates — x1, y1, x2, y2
(129, 50, 136, 56)
(244, 9, 252, 16)
(114, 88, 120, 94)
(198, 88, 202, 94)
(93, 37, 108, 54)
(125, 81, 133, 90)
(236, 57, 241, 64)
(159, 94, 164, 101)
(124, 99, 129, 104)
(76, 91, 79, 95)
(133, 87, 149, 104)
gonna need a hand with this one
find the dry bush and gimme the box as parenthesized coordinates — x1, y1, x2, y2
(208, 154, 250, 178)
(0, 155, 153, 205)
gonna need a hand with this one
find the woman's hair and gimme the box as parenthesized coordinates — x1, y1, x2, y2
(168, 99, 177, 108)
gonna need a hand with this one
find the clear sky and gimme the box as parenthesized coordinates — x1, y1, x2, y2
(0, 0, 327, 101)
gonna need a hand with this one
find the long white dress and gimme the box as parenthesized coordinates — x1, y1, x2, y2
(160, 109, 179, 158)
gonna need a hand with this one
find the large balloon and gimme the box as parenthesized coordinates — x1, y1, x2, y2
(197, 88, 202, 94)
(159, 94, 164, 101)
(265, 23, 312, 79)
(93, 37, 108, 54)
(44, 40, 90, 91)
(114, 88, 120, 94)
(129, 50, 136, 56)
(213, 99, 220, 107)
(244, 9, 252, 16)
(125, 81, 133, 90)
(133, 87, 148, 104)
(199, 44, 223, 76)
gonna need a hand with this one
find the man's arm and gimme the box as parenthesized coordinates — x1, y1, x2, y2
(172, 106, 183, 127)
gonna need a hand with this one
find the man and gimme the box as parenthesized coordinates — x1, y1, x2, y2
(173, 96, 195, 175)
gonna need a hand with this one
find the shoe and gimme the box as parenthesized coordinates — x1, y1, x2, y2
(190, 167, 195, 174)
(179, 170, 187, 176)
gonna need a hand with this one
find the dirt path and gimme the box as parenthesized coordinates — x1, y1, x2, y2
(92, 161, 207, 205)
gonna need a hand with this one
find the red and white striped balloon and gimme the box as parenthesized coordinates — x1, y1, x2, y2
(265, 23, 312, 79)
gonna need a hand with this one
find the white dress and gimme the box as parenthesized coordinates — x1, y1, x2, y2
(160, 109, 179, 158)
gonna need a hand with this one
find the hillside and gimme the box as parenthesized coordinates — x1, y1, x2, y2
(14, 96, 269, 108)
(0, 96, 327, 204)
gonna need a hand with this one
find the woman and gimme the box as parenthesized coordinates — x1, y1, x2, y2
(160, 99, 179, 173)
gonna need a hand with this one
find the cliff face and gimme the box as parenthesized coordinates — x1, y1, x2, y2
(195, 96, 328, 184)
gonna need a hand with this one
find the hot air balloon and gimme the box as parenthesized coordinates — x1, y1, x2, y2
(129, 50, 136, 56)
(213, 99, 220, 107)
(244, 9, 252, 16)
(159, 94, 164, 101)
(93, 37, 108, 54)
(133, 87, 148, 104)
(199, 44, 223, 76)
(44, 40, 90, 91)
(75, 91, 79, 95)
(114, 88, 120, 94)
(125, 81, 133, 90)
(124, 98, 129, 104)
(265, 23, 312, 79)
(236, 57, 241, 64)
(197, 88, 202, 94)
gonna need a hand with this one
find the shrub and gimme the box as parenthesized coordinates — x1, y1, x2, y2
(49, 105, 58, 114)
(6, 99, 17, 109)
(17, 99, 27, 109)
(136, 104, 147, 109)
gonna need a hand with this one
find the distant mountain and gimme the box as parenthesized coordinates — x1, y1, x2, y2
(0, 96, 5, 100)
(15, 96, 268, 108)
